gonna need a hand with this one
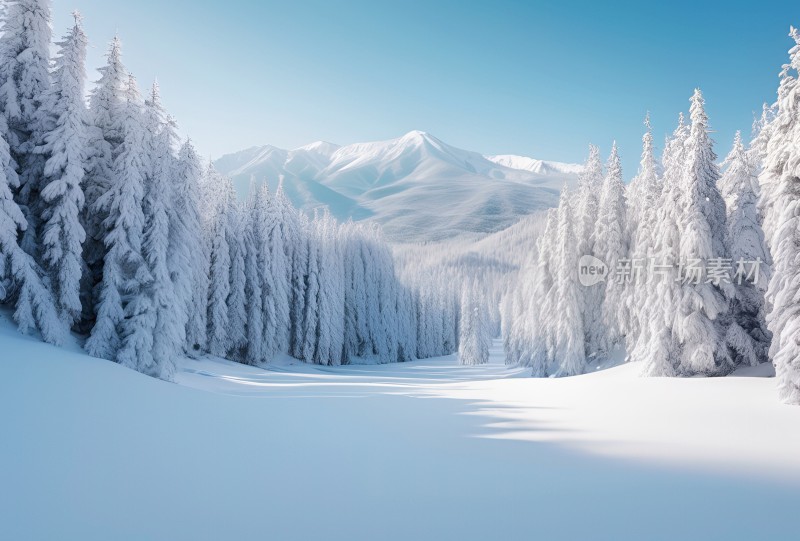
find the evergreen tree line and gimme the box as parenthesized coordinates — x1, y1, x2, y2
(505, 27, 800, 405)
(0, 1, 455, 380)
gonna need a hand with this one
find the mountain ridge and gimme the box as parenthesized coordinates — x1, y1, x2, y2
(214, 131, 582, 242)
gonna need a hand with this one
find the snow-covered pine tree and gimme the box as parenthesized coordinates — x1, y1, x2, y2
(86, 74, 150, 362)
(172, 139, 206, 353)
(396, 284, 417, 363)
(342, 223, 364, 361)
(81, 36, 127, 329)
(506, 209, 557, 376)
(313, 212, 345, 365)
(673, 89, 733, 376)
(0, 116, 63, 344)
(206, 167, 232, 358)
(120, 82, 183, 380)
(749, 103, 777, 175)
(225, 184, 247, 359)
(624, 114, 660, 343)
(635, 113, 688, 376)
(552, 188, 586, 376)
(242, 188, 265, 364)
(574, 145, 606, 360)
(300, 211, 321, 362)
(718, 131, 771, 367)
(0, 0, 53, 256)
(459, 282, 490, 366)
(289, 212, 309, 359)
(37, 13, 88, 328)
(271, 181, 293, 354)
(759, 28, 800, 403)
(254, 183, 279, 360)
(594, 142, 627, 349)
(374, 227, 399, 364)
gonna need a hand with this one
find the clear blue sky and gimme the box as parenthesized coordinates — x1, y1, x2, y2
(53, 0, 799, 175)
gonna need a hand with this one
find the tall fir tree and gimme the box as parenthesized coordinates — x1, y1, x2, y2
(206, 167, 232, 358)
(718, 131, 771, 367)
(636, 114, 688, 376)
(81, 37, 127, 329)
(553, 188, 585, 377)
(226, 186, 247, 359)
(671, 89, 733, 376)
(0, 0, 53, 256)
(172, 139, 205, 353)
(624, 114, 660, 343)
(37, 13, 88, 327)
(594, 142, 627, 349)
(243, 188, 265, 364)
(459, 283, 490, 366)
(760, 28, 800, 403)
(574, 145, 606, 360)
(86, 75, 149, 361)
(0, 115, 63, 344)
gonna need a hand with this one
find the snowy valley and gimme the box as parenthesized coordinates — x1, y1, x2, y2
(4, 310, 800, 541)
(2, 1, 800, 541)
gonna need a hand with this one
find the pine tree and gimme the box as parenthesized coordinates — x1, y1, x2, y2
(206, 167, 232, 358)
(760, 28, 800, 403)
(594, 142, 627, 348)
(0, 0, 53, 256)
(226, 186, 247, 359)
(255, 183, 279, 360)
(243, 188, 265, 364)
(553, 188, 585, 377)
(459, 283, 490, 366)
(527, 210, 558, 376)
(81, 37, 127, 329)
(300, 215, 320, 362)
(120, 83, 182, 380)
(719, 131, 771, 367)
(624, 114, 660, 344)
(574, 145, 606, 359)
(37, 13, 88, 328)
(635, 114, 688, 376)
(173, 139, 205, 353)
(270, 182, 292, 353)
(289, 213, 309, 359)
(86, 75, 149, 361)
(0, 116, 63, 345)
(673, 89, 733, 376)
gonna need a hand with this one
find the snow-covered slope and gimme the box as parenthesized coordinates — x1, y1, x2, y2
(3, 312, 800, 541)
(486, 154, 584, 176)
(214, 131, 581, 241)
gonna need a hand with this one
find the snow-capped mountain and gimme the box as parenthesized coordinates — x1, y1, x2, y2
(214, 131, 581, 242)
(486, 154, 584, 176)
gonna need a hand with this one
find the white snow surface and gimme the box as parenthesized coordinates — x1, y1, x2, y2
(214, 131, 581, 242)
(2, 312, 800, 541)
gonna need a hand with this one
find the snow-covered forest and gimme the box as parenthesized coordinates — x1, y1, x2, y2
(0, 1, 459, 381)
(503, 31, 800, 404)
(0, 0, 799, 409)
(5, 2, 800, 540)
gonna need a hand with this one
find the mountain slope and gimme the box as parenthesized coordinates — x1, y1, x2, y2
(214, 131, 581, 241)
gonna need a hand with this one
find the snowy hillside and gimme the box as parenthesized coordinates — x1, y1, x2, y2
(215, 131, 581, 241)
(3, 311, 800, 541)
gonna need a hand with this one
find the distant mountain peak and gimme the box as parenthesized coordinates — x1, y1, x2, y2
(214, 131, 581, 242)
(295, 140, 341, 155)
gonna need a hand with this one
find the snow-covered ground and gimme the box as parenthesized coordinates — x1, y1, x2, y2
(3, 314, 800, 541)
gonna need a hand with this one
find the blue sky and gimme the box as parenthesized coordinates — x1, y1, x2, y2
(53, 0, 799, 174)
